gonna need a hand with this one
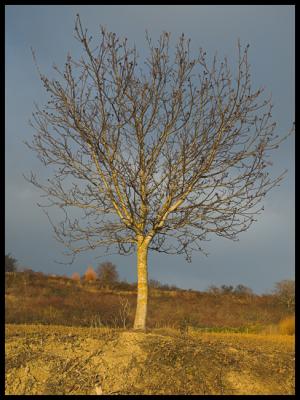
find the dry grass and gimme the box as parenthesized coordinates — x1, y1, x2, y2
(5, 272, 292, 331)
(278, 315, 295, 335)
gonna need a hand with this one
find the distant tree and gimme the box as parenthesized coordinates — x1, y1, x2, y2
(5, 254, 18, 272)
(234, 284, 253, 296)
(97, 262, 119, 288)
(84, 265, 97, 282)
(71, 272, 81, 281)
(220, 284, 234, 294)
(273, 279, 295, 311)
(26, 15, 293, 330)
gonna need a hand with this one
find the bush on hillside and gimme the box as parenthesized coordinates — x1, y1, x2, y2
(71, 272, 81, 281)
(84, 266, 97, 281)
(5, 254, 18, 272)
(278, 315, 295, 335)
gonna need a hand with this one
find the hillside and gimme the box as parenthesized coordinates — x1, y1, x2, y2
(5, 324, 295, 395)
(5, 272, 295, 395)
(5, 271, 290, 331)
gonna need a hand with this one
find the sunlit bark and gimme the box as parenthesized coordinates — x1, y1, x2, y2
(133, 236, 150, 330)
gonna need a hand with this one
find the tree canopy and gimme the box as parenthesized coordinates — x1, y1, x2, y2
(25, 15, 293, 329)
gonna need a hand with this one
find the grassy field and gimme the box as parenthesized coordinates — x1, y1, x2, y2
(5, 324, 295, 395)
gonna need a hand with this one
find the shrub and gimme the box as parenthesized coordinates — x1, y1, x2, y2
(234, 284, 253, 296)
(220, 284, 234, 294)
(160, 284, 171, 291)
(117, 295, 132, 328)
(278, 315, 295, 335)
(84, 266, 97, 281)
(5, 254, 18, 272)
(71, 272, 81, 281)
(149, 279, 162, 289)
(115, 280, 133, 291)
(207, 285, 221, 295)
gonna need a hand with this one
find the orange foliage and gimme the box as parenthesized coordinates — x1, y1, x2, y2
(278, 315, 295, 335)
(71, 272, 81, 281)
(84, 266, 97, 281)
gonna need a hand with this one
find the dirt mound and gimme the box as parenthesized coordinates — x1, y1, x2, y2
(5, 325, 148, 395)
(90, 331, 148, 394)
(5, 324, 295, 395)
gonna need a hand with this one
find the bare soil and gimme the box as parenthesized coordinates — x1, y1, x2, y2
(5, 324, 295, 395)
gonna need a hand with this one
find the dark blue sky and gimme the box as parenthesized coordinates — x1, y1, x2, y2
(5, 5, 294, 293)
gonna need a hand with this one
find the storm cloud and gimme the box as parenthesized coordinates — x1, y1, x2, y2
(5, 5, 294, 293)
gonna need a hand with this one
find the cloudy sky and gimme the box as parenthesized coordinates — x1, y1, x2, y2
(5, 5, 294, 293)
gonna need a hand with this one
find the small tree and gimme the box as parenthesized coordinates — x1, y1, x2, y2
(97, 261, 119, 288)
(84, 265, 97, 282)
(26, 16, 293, 330)
(5, 254, 18, 272)
(118, 295, 132, 328)
(71, 272, 81, 281)
(273, 279, 295, 311)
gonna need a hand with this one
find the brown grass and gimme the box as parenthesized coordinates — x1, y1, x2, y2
(5, 272, 292, 331)
(278, 315, 295, 335)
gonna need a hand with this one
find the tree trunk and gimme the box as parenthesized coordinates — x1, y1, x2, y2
(133, 237, 149, 330)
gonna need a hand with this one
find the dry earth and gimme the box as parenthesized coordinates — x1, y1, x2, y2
(5, 324, 295, 395)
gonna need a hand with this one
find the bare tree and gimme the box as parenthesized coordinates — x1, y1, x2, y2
(25, 15, 293, 330)
(118, 294, 132, 329)
(273, 280, 295, 311)
(97, 261, 119, 288)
